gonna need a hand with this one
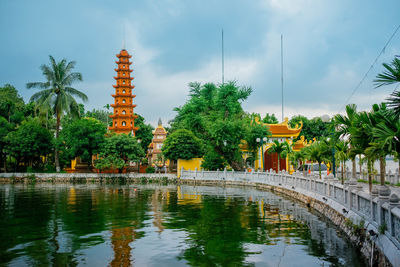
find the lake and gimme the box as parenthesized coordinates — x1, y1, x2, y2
(0, 183, 366, 266)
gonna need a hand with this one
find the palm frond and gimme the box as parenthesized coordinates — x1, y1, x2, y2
(64, 87, 88, 102)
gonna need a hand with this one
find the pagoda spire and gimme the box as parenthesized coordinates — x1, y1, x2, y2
(109, 49, 139, 135)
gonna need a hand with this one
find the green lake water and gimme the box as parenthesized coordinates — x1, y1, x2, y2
(0, 183, 366, 266)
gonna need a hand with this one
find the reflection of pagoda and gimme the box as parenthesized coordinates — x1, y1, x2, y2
(109, 49, 139, 135)
(110, 227, 134, 267)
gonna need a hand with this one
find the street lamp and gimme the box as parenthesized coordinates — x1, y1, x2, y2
(256, 137, 268, 171)
(137, 139, 141, 173)
(321, 115, 336, 177)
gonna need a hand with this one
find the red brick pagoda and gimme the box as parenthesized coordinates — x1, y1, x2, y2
(109, 49, 138, 135)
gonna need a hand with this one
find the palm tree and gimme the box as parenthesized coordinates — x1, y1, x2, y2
(350, 104, 388, 191)
(374, 56, 400, 88)
(27, 55, 87, 172)
(374, 56, 400, 117)
(334, 104, 360, 179)
(373, 109, 400, 177)
(305, 140, 330, 179)
(335, 140, 349, 184)
(268, 140, 289, 173)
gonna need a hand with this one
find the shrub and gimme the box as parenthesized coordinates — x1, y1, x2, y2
(146, 166, 155, 173)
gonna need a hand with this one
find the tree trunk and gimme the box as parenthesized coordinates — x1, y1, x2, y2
(359, 154, 362, 180)
(367, 159, 372, 193)
(277, 154, 280, 173)
(318, 162, 321, 179)
(341, 162, 344, 184)
(352, 158, 356, 180)
(55, 113, 61, 172)
(379, 157, 386, 186)
(230, 160, 243, 171)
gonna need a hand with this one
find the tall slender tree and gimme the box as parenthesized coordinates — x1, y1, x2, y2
(27, 56, 87, 172)
(268, 140, 289, 172)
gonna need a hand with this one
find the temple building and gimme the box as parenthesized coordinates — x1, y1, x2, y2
(258, 118, 306, 172)
(109, 49, 138, 135)
(147, 119, 167, 166)
(242, 117, 307, 173)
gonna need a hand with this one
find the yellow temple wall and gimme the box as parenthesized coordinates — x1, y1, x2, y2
(177, 158, 203, 178)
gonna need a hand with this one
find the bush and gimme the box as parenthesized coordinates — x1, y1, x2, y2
(146, 166, 155, 173)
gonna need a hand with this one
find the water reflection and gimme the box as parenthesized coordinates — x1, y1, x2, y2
(0, 184, 366, 266)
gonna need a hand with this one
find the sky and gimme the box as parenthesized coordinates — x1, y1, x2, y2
(1, 0, 399, 127)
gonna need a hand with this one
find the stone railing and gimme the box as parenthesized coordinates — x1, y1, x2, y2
(180, 168, 400, 266)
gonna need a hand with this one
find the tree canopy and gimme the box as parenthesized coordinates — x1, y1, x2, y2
(162, 129, 204, 160)
(170, 81, 266, 170)
(59, 118, 107, 166)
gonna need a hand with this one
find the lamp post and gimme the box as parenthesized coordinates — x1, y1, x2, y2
(256, 137, 268, 171)
(137, 139, 141, 173)
(321, 115, 336, 177)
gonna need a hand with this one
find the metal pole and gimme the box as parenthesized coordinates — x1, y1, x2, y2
(332, 130, 336, 177)
(222, 29, 224, 85)
(281, 34, 284, 122)
(261, 139, 264, 171)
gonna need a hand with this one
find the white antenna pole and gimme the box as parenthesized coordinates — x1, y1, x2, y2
(222, 29, 224, 85)
(281, 34, 284, 122)
(122, 24, 126, 49)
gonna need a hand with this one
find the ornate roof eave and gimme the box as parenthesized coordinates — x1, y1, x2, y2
(113, 85, 134, 89)
(254, 117, 303, 138)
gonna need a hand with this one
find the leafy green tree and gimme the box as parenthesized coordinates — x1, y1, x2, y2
(27, 55, 88, 172)
(95, 134, 144, 173)
(5, 118, 53, 170)
(0, 84, 25, 123)
(85, 108, 112, 127)
(162, 129, 204, 160)
(59, 118, 106, 168)
(201, 149, 227, 170)
(289, 115, 329, 141)
(0, 117, 13, 171)
(134, 114, 154, 152)
(262, 113, 278, 124)
(171, 81, 259, 170)
(244, 122, 271, 165)
(268, 140, 290, 172)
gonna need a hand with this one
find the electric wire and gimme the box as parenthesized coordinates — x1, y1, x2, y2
(338, 23, 400, 113)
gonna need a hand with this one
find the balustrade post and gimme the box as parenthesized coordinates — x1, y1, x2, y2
(371, 186, 379, 221)
(195, 167, 198, 179)
(388, 193, 400, 236)
(378, 185, 391, 227)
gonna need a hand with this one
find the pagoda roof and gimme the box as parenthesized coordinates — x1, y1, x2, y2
(116, 49, 132, 58)
(255, 117, 302, 138)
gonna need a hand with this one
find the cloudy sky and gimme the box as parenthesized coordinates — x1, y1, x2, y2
(1, 0, 399, 127)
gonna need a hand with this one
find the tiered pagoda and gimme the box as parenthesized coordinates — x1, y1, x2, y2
(109, 49, 138, 135)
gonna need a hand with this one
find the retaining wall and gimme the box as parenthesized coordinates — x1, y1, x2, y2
(180, 169, 400, 267)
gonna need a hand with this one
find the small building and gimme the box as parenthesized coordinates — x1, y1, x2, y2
(147, 119, 167, 167)
(252, 117, 305, 173)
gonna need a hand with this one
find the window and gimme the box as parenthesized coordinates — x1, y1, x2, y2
(115, 122, 117, 126)
(123, 80, 125, 84)
(157, 143, 162, 149)
(157, 135, 163, 139)
(122, 121, 126, 126)
(122, 110, 126, 115)
(123, 90, 126, 93)
(123, 73, 125, 76)
(122, 99, 126, 103)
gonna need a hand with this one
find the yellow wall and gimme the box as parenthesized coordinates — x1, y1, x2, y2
(177, 158, 203, 178)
